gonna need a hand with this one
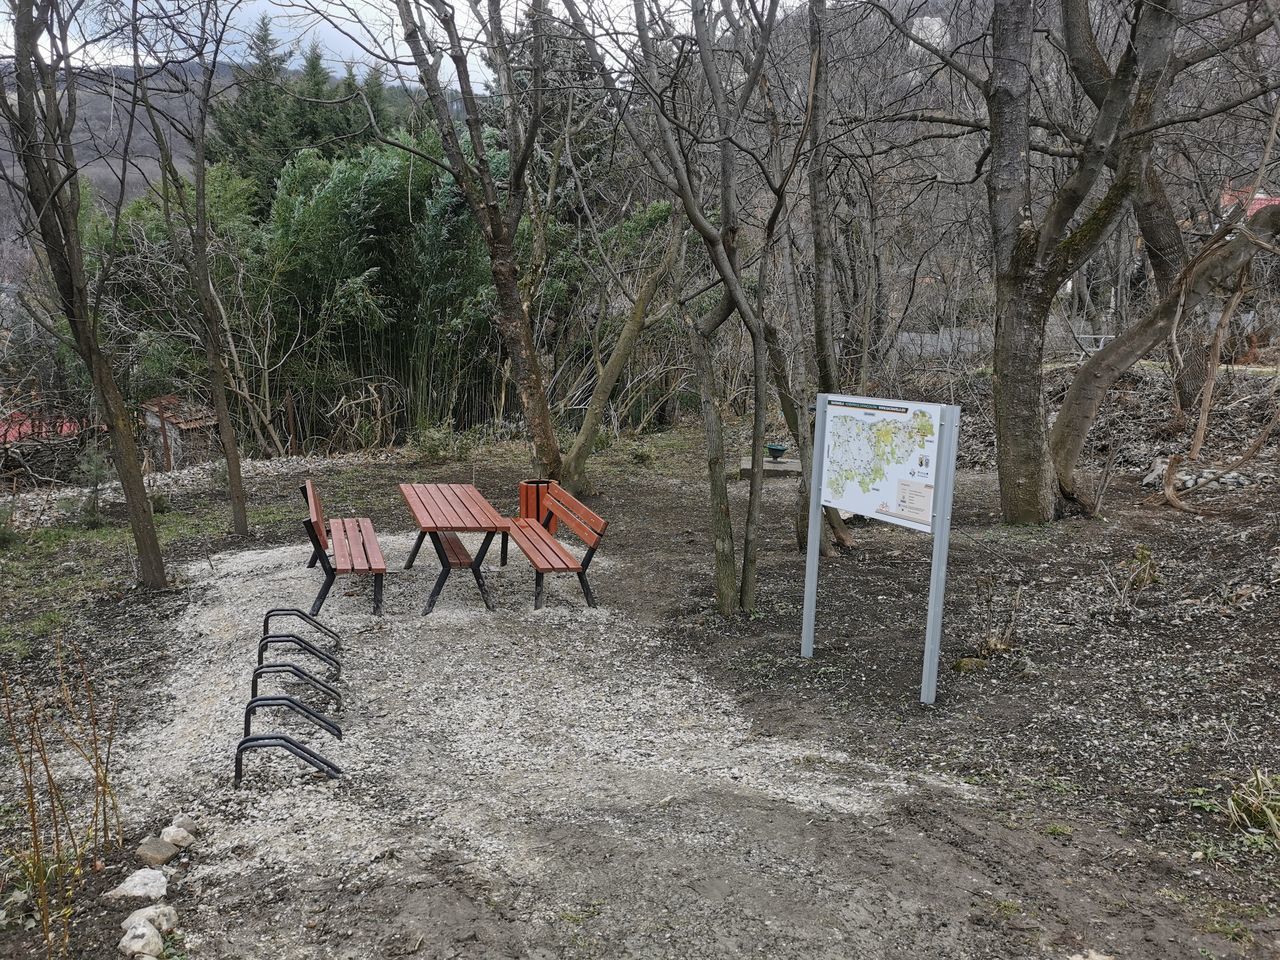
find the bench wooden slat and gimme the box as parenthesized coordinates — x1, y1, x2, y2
(359, 518, 387, 574)
(330, 520, 353, 573)
(548, 483, 607, 534)
(306, 480, 328, 550)
(509, 519, 581, 573)
(545, 497, 601, 548)
(506, 520, 558, 568)
(345, 519, 370, 573)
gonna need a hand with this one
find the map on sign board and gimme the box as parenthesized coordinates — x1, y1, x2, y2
(820, 396, 944, 534)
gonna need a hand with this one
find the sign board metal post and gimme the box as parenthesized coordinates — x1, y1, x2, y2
(800, 395, 829, 659)
(800, 394, 961, 705)
(919, 405, 960, 704)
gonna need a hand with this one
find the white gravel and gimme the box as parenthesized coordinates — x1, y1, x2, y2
(108, 534, 971, 958)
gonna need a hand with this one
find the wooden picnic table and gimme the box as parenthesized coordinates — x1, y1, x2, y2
(399, 483, 506, 614)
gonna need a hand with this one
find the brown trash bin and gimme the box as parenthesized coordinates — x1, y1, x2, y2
(518, 478, 558, 533)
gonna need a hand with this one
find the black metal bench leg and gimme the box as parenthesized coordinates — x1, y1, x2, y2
(373, 573, 384, 615)
(500, 531, 508, 566)
(534, 572, 545, 610)
(577, 572, 596, 608)
(424, 568, 449, 615)
(307, 548, 321, 569)
(311, 573, 336, 616)
(405, 531, 426, 570)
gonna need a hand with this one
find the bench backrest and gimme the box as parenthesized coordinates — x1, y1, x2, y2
(303, 480, 328, 551)
(543, 483, 607, 548)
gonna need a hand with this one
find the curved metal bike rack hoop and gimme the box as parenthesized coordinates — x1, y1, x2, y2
(243, 695, 342, 740)
(262, 608, 341, 645)
(252, 662, 343, 710)
(258, 633, 341, 677)
(234, 734, 342, 787)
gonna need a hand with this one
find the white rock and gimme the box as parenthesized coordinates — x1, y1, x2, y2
(122, 904, 178, 934)
(104, 869, 168, 901)
(160, 826, 194, 849)
(169, 814, 199, 836)
(118, 920, 163, 957)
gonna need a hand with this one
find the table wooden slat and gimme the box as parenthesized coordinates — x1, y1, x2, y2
(399, 483, 432, 528)
(401, 483, 505, 532)
(458, 484, 503, 527)
(420, 484, 465, 528)
(438, 484, 480, 527)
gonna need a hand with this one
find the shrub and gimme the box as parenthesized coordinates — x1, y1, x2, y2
(208, 459, 229, 494)
(75, 447, 112, 529)
(0, 508, 16, 549)
(413, 421, 477, 463)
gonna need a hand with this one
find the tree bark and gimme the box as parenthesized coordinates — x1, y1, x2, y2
(807, 0, 840, 392)
(687, 318, 738, 615)
(490, 249, 563, 478)
(986, 0, 1062, 522)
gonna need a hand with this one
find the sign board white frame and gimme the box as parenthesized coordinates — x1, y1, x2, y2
(799, 393, 962, 704)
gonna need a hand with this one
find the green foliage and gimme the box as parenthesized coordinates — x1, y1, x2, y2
(413, 421, 478, 463)
(210, 19, 398, 214)
(75, 447, 113, 529)
(0, 507, 16, 550)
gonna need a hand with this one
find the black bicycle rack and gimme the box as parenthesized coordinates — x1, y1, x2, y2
(235, 608, 346, 788)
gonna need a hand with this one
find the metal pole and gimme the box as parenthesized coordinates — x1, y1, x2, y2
(919, 405, 961, 704)
(800, 394, 829, 658)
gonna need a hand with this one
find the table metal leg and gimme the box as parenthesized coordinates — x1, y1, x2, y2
(423, 532, 451, 615)
(405, 531, 427, 569)
(471, 532, 496, 611)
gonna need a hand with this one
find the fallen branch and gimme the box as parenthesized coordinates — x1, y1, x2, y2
(1148, 402, 1280, 508)
(1159, 454, 1200, 513)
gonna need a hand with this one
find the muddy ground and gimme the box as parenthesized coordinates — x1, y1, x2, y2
(1, 384, 1279, 959)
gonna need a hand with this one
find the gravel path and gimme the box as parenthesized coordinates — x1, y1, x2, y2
(108, 533, 1036, 960)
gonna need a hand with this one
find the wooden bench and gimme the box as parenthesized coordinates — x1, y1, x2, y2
(301, 481, 386, 616)
(500, 482, 607, 609)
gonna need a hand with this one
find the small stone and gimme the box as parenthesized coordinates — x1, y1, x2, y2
(118, 920, 163, 957)
(159, 826, 194, 849)
(122, 904, 178, 934)
(953, 657, 988, 674)
(104, 868, 168, 901)
(169, 814, 199, 837)
(136, 837, 179, 867)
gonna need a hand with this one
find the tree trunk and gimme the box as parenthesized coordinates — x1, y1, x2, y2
(1050, 205, 1280, 492)
(93, 348, 167, 588)
(993, 274, 1062, 521)
(807, 0, 840, 392)
(491, 248, 563, 479)
(987, 0, 1061, 523)
(200, 313, 249, 535)
(687, 322, 737, 615)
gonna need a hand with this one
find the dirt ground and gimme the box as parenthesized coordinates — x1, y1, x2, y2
(2, 401, 1279, 959)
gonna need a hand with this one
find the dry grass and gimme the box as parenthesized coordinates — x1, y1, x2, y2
(1223, 769, 1280, 847)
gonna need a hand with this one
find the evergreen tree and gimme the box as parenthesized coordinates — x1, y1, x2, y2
(362, 66, 390, 133)
(292, 42, 336, 149)
(209, 15, 295, 213)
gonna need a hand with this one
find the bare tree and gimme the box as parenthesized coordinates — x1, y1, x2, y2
(0, 0, 166, 586)
(130, 0, 251, 536)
